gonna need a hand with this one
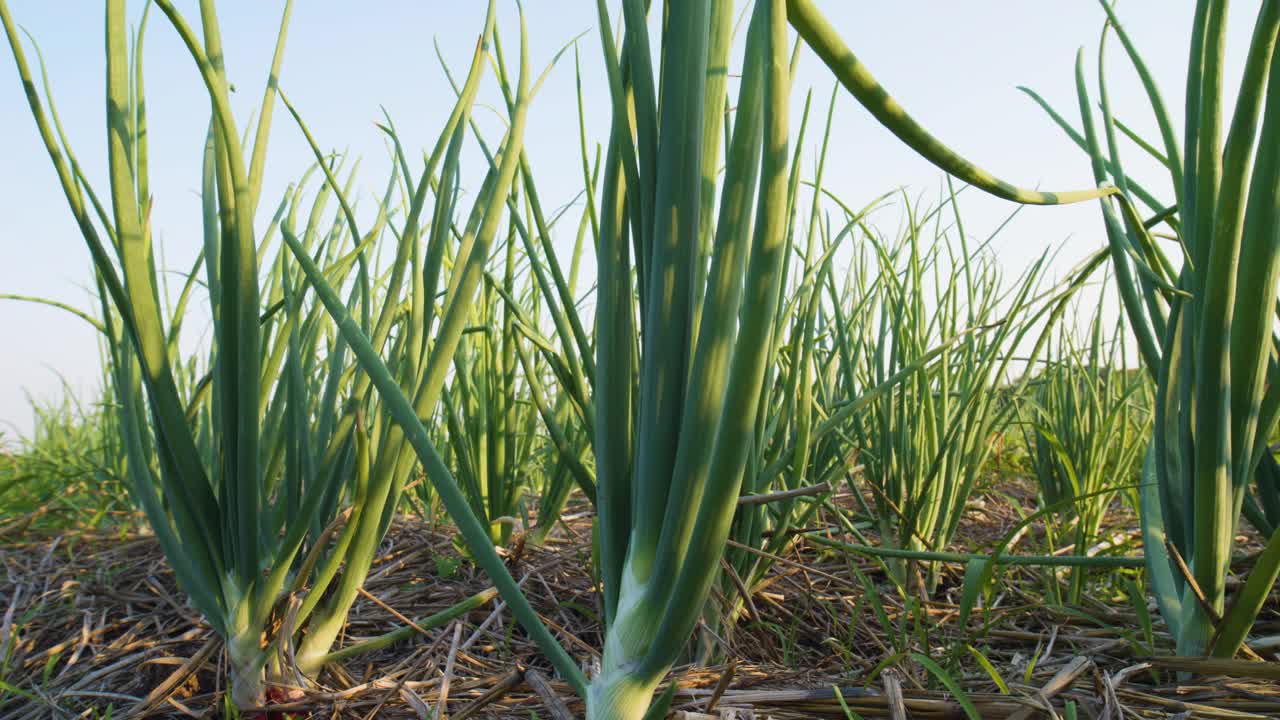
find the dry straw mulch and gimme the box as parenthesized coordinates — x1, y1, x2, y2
(2, 501, 1279, 719)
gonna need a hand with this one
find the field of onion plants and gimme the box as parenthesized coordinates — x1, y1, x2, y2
(3, 1, 1280, 718)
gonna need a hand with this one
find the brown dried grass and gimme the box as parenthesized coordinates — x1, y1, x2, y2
(1, 488, 1278, 719)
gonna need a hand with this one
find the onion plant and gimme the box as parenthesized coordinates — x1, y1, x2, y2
(0, 0, 537, 706)
(421, 25, 602, 546)
(439, 242, 534, 546)
(436, 230, 590, 547)
(845, 196, 1057, 592)
(512, 191, 599, 544)
(512, 279, 598, 546)
(490, 264, 598, 546)
(572, 0, 1109, 714)
(1020, 295, 1150, 603)
(1024, 0, 1280, 657)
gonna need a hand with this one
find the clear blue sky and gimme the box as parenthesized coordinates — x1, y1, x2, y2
(0, 2, 1254, 441)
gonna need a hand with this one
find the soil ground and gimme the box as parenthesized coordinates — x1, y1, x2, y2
(2, 483, 1279, 719)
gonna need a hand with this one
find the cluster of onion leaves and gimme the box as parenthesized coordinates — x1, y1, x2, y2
(0, 0, 546, 706)
(1019, 291, 1150, 605)
(1024, 0, 1280, 657)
